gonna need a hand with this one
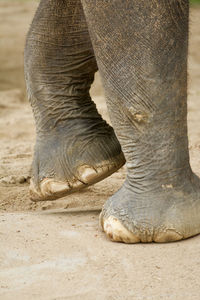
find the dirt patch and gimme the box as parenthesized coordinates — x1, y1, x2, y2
(0, 2, 200, 299)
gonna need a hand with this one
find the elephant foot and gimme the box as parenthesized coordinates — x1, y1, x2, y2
(100, 176, 200, 243)
(30, 121, 125, 201)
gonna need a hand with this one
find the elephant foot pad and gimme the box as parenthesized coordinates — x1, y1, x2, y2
(101, 215, 183, 244)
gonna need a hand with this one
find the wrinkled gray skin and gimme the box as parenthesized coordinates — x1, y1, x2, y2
(25, 0, 200, 243)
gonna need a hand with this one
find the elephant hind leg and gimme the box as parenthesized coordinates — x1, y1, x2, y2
(82, 0, 200, 243)
(24, 0, 125, 201)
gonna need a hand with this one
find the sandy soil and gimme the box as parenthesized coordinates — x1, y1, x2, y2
(0, 1, 200, 299)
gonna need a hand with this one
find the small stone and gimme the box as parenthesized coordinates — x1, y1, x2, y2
(10, 176, 16, 184)
(155, 265, 161, 269)
(18, 176, 26, 184)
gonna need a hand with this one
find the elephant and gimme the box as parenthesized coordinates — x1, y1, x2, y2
(24, 0, 200, 243)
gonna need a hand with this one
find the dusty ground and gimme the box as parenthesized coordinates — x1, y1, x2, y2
(0, 1, 200, 299)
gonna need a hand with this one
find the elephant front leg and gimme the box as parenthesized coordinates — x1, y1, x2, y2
(82, 0, 200, 242)
(24, 0, 125, 201)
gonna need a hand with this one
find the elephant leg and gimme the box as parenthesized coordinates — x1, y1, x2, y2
(81, 0, 200, 242)
(24, 0, 125, 201)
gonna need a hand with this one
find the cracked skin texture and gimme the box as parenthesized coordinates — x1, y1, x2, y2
(24, 0, 200, 243)
(24, 0, 125, 201)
